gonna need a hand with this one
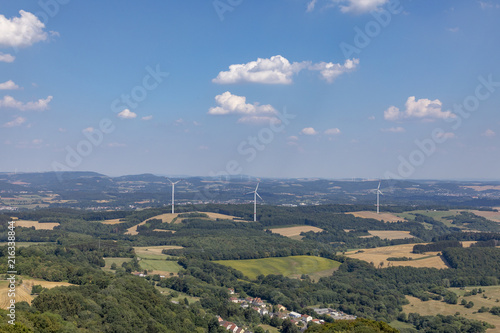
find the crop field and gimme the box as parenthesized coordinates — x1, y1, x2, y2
(134, 245, 183, 257)
(463, 185, 500, 191)
(0, 194, 52, 209)
(139, 259, 182, 275)
(348, 211, 403, 222)
(214, 255, 341, 281)
(100, 219, 125, 225)
(13, 220, 60, 230)
(361, 230, 415, 240)
(270, 225, 324, 240)
(0, 241, 53, 247)
(469, 209, 500, 222)
(404, 287, 500, 332)
(0, 278, 74, 309)
(396, 210, 464, 227)
(345, 244, 448, 269)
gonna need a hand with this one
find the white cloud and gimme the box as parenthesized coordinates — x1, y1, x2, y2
(82, 127, 94, 133)
(368, 115, 376, 120)
(0, 10, 48, 48)
(213, 55, 358, 84)
(107, 142, 126, 148)
(142, 115, 153, 120)
(307, 0, 318, 12)
(0, 52, 15, 63)
(384, 96, 455, 121)
(213, 55, 308, 85)
(381, 127, 405, 133)
(208, 92, 278, 125)
(301, 127, 318, 135)
(3, 116, 26, 128)
(479, 1, 500, 9)
(288, 136, 299, 141)
(32, 139, 42, 145)
(336, 0, 389, 13)
(0, 95, 52, 111)
(482, 129, 496, 137)
(435, 132, 456, 140)
(308, 58, 359, 83)
(174, 118, 185, 125)
(58, 128, 67, 132)
(447, 27, 459, 33)
(117, 109, 137, 119)
(0, 80, 21, 90)
(324, 128, 341, 135)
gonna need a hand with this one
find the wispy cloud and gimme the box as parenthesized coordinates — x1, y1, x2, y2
(446, 27, 459, 33)
(0, 52, 15, 63)
(3, 116, 26, 128)
(324, 128, 341, 135)
(142, 115, 153, 121)
(482, 129, 496, 137)
(381, 126, 405, 133)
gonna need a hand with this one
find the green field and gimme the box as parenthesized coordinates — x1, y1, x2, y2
(155, 286, 200, 304)
(396, 210, 463, 227)
(214, 255, 342, 280)
(139, 259, 182, 274)
(0, 241, 54, 247)
(102, 257, 132, 272)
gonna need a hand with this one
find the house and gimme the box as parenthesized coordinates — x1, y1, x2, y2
(229, 297, 239, 303)
(313, 308, 330, 315)
(276, 304, 287, 312)
(301, 314, 313, 322)
(259, 308, 269, 316)
(289, 311, 302, 319)
(228, 288, 235, 294)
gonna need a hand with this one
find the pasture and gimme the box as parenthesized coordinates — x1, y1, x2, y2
(396, 210, 463, 227)
(103, 257, 132, 272)
(99, 219, 125, 225)
(0, 278, 74, 309)
(138, 259, 182, 275)
(348, 211, 403, 222)
(270, 225, 324, 240)
(214, 255, 341, 281)
(404, 290, 500, 332)
(344, 244, 448, 269)
(134, 245, 183, 257)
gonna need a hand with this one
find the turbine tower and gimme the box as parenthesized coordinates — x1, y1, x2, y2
(247, 182, 263, 222)
(167, 179, 182, 214)
(376, 181, 383, 214)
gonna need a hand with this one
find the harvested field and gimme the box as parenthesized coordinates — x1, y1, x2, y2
(100, 219, 125, 225)
(146, 213, 179, 223)
(270, 226, 324, 240)
(139, 259, 182, 276)
(469, 210, 500, 222)
(348, 211, 403, 222)
(0, 279, 74, 309)
(362, 230, 415, 240)
(14, 220, 59, 230)
(134, 245, 183, 257)
(152, 229, 176, 233)
(403, 294, 500, 332)
(462, 185, 500, 191)
(345, 244, 448, 269)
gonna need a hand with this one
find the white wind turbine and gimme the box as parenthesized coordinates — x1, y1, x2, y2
(247, 182, 263, 222)
(167, 179, 182, 214)
(376, 181, 383, 214)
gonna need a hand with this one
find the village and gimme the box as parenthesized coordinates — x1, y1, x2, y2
(216, 289, 356, 333)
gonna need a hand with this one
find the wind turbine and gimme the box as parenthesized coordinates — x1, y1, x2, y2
(247, 182, 263, 222)
(167, 179, 182, 214)
(376, 181, 383, 214)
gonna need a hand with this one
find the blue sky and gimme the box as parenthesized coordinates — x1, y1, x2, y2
(0, 0, 499, 179)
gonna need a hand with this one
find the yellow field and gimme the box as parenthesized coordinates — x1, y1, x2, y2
(14, 220, 60, 230)
(348, 211, 404, 222)
(153, 229, 176, 233)
(100, 219, 125, 225)
(270, 226, 324, 240)
(469, 209, 500, 222)
(362, 230, 415, 240)
(345, 244, 448, 269)
(463, 185, 500, 192)
(404, 291, 500, 332)
(201, 212, 246, 221)
(0, 278, 74, 309)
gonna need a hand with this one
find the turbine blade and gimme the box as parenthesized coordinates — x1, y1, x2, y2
(256, 192, 263, 201)
(255, 182, 260, 191)
(377, 181, 381, 190)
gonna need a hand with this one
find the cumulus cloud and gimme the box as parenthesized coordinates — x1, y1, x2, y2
(208, 92, 278, 124)
(0, 95, 52, 111)
(142, 115, 153, 120)
(0, 10, 48, 48)
(82, 127, 94, 133)
(324, 128, 341, 135)
(0, 80, 21, 90)
(3, 116, 26, 128)
(482, 129, 496, 137)
(0, 52, 15, 63)
(381, 127, 405, 133)
(301, 127, 318, 135)
(384, 96, 455, 121)
(308, 58, 359, 83)
(117, 109, 137, 119)
(213, 55, 358, 84)
(435, 131, 456, 140)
